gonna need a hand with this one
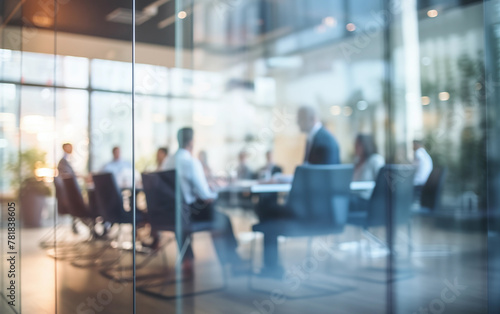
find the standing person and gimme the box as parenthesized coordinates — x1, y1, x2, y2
(58, 143, 75, 178)
(156, 147, 169, 171)
(164, 127, 242, 274)
(413, 140, 433, 187)
(57, 143, 78, 233)
(297, 105, 341, 165)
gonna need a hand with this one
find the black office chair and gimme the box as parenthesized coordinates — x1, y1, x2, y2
(415, 167, 448, 214)
(250, 164, 355, 299)
(410, 167, 456, 256)
(39, 176, 75, 250)
(136, 170, 227, 299)
(345, 165, 415, 283)
(87, 172, 145, 270)
(347, 165, 415, 247)
(44, 176, 108, 260)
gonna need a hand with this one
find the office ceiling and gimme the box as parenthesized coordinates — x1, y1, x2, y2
(2, 0, 483, 48)
(9, 0, 185, 46)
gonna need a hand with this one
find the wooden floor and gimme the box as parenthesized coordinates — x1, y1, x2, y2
(1, 212, 492, 314)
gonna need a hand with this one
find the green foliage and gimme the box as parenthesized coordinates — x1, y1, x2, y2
(6, 148, 52, 196)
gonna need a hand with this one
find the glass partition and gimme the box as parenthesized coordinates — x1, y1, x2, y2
(1, 0, 498, 313)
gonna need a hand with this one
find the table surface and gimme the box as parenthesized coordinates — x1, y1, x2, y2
(219, 180, 375, 193)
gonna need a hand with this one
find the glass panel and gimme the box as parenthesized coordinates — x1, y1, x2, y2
(392, 0, 488, 313)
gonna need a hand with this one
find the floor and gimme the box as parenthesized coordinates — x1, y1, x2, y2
(0, 212, 492, 314)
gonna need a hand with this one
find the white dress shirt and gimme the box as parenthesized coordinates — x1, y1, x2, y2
(353, 154, 385, 182)
(413, 147, 433, 186)
(101, 159, 133, 186)
(353, 154, 385, 200)
(164, 149, 217, 204)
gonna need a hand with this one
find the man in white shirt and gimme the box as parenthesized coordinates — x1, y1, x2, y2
(101, 146, 133, 186)
(413, 140, 433, 186)
(164, 127, 241, 272)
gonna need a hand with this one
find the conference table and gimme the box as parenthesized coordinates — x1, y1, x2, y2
(219, 179, 376, 194)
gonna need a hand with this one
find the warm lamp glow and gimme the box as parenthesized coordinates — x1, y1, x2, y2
(346, 23, 356, 32)
(330, 106, 341, 116)
(427, 10, 438, 18)
(438, 92, 450, 101)
(178, 11, 187, 19)
(422, 96, 431, 106)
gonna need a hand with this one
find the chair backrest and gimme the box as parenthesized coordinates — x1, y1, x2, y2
(62, 176, 92, 218)
(286, 164, 354, 227)
(420, 167, 447, 211)
(92, 172, 126, 223)
(366, 164, 415, 227)
(141, 170, 178, 230)
(54, 176, 70, 215)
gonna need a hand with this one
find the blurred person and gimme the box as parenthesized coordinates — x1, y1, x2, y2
(58, 143, 75, 178)
(57, 143, 78, 234)
(236, 150, 254, 180)
(353, 134, 385, 183)
(257, 150, 283, 180)
(101, 146, 133, 186)
(162, 127, 243, 274)
(297, 105, 340, 165)
(156, 147, 169, 171)
(350, 134, 385, 212)
(413, 140, 433, 187)
(198, 150, 213, 180)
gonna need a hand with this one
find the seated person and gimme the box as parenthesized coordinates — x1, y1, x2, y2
(257, 150, 283, 180)
(162, 127, 242, 273)
(350, 134, 385, 209)
(413, 140, 433, 187)
(236, 150, 254, 180)
(101, 146, 134, 187)
(156, 147, 169, 171)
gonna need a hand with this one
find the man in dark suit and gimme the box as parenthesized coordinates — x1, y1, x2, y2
(57, 143, 78, 233)
(255, 106, 341, 277)
(57, 143, 75, 178)
(297, 106, 340, 165)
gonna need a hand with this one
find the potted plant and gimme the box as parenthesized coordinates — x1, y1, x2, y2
(6, 148, 52, 228)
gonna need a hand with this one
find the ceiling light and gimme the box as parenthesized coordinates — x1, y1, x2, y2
(427, 10, 438, 18)
(178, 11, 187, 19)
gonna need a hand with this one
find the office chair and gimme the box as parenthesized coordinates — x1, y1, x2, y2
(250, 164, 355, 299)
(136, 170, 227, 299)
(345, 164, 415, 283)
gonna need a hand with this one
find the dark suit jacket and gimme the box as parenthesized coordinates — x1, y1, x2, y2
(305, 127, 340, 165)
(58, 157, 75, 178)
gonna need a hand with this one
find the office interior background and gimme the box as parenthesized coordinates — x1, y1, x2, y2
(1, 0, 500, 313)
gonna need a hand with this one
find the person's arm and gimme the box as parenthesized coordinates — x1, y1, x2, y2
(191, 159, 217, 201)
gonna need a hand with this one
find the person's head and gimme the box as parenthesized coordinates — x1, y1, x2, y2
(297, 106, 319, 133)
(198, 150, 208, 164)
(156, 147, 168, 163)
(112, 146, 121, 161)
(62, 143, 72, 154)
(355, 134, 377, 162)
(238, 151, 248, 164)
(413, 140, 423, 151)
(265, 150, 273, 163)
(177, 127, 194, 151)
